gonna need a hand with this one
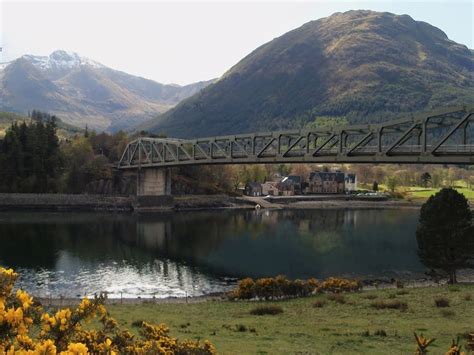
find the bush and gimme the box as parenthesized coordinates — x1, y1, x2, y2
(374, 329, 387, 337)
(468, 333, 474, 351)
(327, 293, 346, 304)
(312, 300, 326, 308)
(371, 300, 408, 311)
(395, 280, 404, 288)
(364, 294, 378, 300)
(0, 267, 216, 354)
(231, 276, 361, 300)
(318, 277, 361, 293)
(231, 275, 319, 300)
(131, 320, 145, 327)
(463, 294, 471, 301)
(396, 290, 409, 296)
(441, 309, 455, 317)
(434, 297, 450, 308)
(236, 324, 247, 332)
(249, 305, 283, 316)
(233, 278, 255, 299)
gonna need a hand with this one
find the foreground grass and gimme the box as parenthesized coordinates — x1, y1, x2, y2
(105, 285, 474, 354)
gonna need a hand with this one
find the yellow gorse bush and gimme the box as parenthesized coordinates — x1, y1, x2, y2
(0, 267, 216, 354)
(231, 275, 361, 300)
(319, 277, 362, 293)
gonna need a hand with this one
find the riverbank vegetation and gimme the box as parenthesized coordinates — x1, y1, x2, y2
(103, 284, 474, 354)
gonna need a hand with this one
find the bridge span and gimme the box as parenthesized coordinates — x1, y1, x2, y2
(118, 106, 473, 199)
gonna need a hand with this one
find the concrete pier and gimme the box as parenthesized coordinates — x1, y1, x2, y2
(137, 168, 171, 196)
(135, 168, 173, 210)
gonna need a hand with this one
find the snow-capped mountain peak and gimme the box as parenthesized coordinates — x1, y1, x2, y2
(0, 50, 105, 72)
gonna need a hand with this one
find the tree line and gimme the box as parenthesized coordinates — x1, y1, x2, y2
(0, 111, 128, 194)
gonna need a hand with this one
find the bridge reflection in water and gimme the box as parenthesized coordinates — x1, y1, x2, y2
(0, 210, 425, 298)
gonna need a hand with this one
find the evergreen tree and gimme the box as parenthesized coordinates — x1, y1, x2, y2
(416, 188, 474, 284)
(372, 181, 378, 192)
(0, 111, 63, 193)
(421, 172, 432, 188)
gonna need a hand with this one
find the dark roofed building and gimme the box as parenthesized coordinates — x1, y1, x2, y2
(244, 182, 263, 196)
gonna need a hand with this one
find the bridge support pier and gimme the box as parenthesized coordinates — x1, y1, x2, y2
(135, 168, 173, 211)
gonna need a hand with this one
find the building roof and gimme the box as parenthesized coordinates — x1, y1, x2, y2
(309, 171, 345, 183)
(345, 174, 356, 183)
(281, 175, 302, 185)
(245, 182, 262, 189)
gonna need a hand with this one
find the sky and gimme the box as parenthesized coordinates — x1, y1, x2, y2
(1, 1, 472, 85)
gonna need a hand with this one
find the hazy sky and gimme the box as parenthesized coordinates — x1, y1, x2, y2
(1, 1, 472, 85)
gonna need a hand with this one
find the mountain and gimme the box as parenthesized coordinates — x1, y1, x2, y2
(141, 10, 473, 138)
(0, 50, 214, 131)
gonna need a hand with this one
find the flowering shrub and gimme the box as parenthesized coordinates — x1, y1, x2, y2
(318, 277, 362, 293)
(231, 275, 317, 300)
(0, 267, 216, 354)
(231, 275, 360, 300)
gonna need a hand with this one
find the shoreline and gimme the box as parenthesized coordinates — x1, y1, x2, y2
(33, 279, 474, 306)
(0, 193, 430, 212)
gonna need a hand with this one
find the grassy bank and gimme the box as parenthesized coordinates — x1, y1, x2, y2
(406, 186, 474, 201)
(104, 285, 474, 354)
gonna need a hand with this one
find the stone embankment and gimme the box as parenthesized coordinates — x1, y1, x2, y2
(3, 193, 460, 212)
(0, 194, 255, 212)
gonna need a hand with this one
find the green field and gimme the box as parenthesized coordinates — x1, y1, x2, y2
(406, 187, 474, 201)
(104, 285, 474, 354)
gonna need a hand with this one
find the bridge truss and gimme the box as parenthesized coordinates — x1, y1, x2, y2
(119, 106, 474, 168)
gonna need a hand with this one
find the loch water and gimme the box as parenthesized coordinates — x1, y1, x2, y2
(0, 209, 425, 298)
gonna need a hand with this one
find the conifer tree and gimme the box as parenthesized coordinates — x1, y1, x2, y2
(416, 188, 474, 283)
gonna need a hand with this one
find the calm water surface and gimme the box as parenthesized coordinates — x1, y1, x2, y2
(0, 209, 425, 298)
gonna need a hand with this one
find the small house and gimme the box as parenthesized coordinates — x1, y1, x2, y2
(344, 173, 357, 192)
(261, 182, 278, 196)
(244, 182, 263, 196)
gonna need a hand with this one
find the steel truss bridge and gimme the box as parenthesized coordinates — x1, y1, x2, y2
(119, 106, 474, 169)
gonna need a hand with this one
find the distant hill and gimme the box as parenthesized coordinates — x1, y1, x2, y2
(141, 10, 473, 138)
(0, 50, 214, 132)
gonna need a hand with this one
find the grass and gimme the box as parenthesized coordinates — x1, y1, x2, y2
(102, 284, 474, 354)
(405, 186, 474, 201)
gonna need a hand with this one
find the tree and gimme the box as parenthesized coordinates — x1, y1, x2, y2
(416, 188, 474, 284)
(386, 176, 398, 193)
(372, 181, 378, 192)
(420, 172, 431, 188)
